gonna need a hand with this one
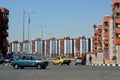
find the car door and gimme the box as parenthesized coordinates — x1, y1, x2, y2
(25, 56, 36, 67)
(17, 56, 26, 66)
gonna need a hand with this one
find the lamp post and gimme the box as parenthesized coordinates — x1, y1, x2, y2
(23, 11, 25, 42)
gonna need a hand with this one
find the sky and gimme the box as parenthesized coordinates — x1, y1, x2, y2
(0, 0, 111, 42)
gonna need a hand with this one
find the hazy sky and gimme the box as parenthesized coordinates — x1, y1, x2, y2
(0, 0, 111, 42)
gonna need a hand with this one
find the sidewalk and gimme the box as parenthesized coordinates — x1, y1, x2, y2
(91, 59, 120, 66)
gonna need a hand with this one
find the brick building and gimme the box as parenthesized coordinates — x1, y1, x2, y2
(0, 7, 9, 58)
(112, 0, 120, 64)
(93, 16, 113, 61)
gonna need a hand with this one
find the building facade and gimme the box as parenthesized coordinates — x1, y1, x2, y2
(0, 7, 9, 58)
(112, 0, 120, 64)
(9, 36, 93, 58)
(93, 16, 113, 61)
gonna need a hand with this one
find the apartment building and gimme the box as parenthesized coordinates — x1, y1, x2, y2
(0, 7, 9, 58)
(9, 36, 93, 58)
(112, 0, 120, 63)
(93, 16, 113, 61)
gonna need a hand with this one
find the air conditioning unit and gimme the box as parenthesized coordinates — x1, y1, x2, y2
(118, 25, 120, 27)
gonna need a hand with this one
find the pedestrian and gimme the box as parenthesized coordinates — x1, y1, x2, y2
(82, 56, 85, 65)
(89, 55, 92, 65)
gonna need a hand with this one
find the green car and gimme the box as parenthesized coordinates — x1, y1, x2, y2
(11, 54, 49, 69)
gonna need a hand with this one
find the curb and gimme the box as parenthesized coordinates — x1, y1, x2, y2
(91, 64, 120, 66)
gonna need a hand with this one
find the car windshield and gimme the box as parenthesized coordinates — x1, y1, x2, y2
(77, 57, 82, 59)
(14, 54, 39, 60)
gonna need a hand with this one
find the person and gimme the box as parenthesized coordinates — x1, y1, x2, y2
(82, 56, 85, 65)
(89, 55, 92, 65)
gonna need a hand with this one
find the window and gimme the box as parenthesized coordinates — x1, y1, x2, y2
(115, 13, 120, 18)
(118, 35, 120, 37)
(115, 3, 120, 8)
(104, 22, 108, 26)
(118, 25, 120, 28)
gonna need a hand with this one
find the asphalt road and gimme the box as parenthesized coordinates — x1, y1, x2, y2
(0, 63, 120, 80)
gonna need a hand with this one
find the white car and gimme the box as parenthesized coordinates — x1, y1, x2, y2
(74, 56, 82, 65)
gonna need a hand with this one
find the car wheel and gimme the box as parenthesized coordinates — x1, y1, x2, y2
(75, 63, 77, 65)
(67, 63, 70, 65)
(20, 66, 24, 69)
(53, 62, 56, 65)
(37, 64, 41, 69)
(42, 66, 46, 69)
(14, 64, 19, 69)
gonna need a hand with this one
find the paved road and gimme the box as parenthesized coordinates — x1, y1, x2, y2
(0, 63, 120, 80)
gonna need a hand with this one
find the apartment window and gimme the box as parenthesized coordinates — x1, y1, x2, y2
(98, 47, 102, 50)
(104, 22, 109, 26)
(117, 23, 120, 27)
(98, 29, 102, 33)
(115, 3, 120, 8)
(104, 37, 108, 40)
(104, 29, 108, 33)
(115, 13, 120, 18)
(118, 34, 120, 38)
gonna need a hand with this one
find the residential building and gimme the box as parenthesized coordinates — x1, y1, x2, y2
(0, 7, 9, 58)
(93, 15, 114, 62)
(112, 0, 120, 64)
(9, 36, 93, 58)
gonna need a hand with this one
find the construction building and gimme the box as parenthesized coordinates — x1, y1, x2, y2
(0, 7, 9, 58)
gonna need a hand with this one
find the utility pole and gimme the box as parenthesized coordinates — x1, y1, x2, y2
(26, 12, 34, 41)
(25, 12, 34, 53)
(23, 11, 25, 42)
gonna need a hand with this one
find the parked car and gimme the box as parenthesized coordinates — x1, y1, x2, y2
(11, 54, 49, 69)
(52, 56, 71, 65)
(0, 54, 4, 64)
(74, 56, 83, 65)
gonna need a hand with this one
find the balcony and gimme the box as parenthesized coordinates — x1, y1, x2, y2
(98, 37, 102, 41)
(114, 38, 120, 44)
(2, 16, 9, 22)
(103, 16, 110, 22)
(104, 32, 109, 37)
(4, 32, 8, 37)
(113, 28, 120, 34)
(103, 25, 109, 30)
(93, 36, 97, 39)
(0, 8, 9, 15)
(104, 40, 109, 44)
(5, 24, 9, 29)
(93, 40, 97, 44)
(114, 8, 120, 13)
(115, 18, 120, 23)
(97, 46, 103, 52)
(98, 32, 102, 36)
(98, 25, 102, 29)
(97, 49, 103, 52)
(112, 0, 120, 5)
